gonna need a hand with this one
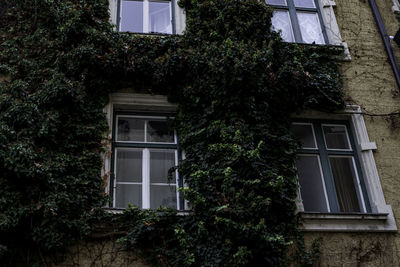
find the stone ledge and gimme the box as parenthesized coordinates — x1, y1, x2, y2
(299, 212, 397, 232)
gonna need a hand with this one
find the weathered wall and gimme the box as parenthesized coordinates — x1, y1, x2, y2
(303, 0, 400, 265)
(51, 240, 149, 267)
(305, 232, 397, 266)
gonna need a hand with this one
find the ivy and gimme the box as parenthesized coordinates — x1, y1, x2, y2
(0, 0, 344, 265)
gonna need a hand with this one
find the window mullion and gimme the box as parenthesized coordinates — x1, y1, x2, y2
(174, 150, 180, 210)
(117, 0, 122, 31)
(287, 0, 303, 43)
(314, 0, 329, 44)
(143, 0, 149, 33)
(110, 111, 118, 208)
(314, 122, 340, 212)
(112, 148, 117, 208)
(170, 0, 175, 34)
(142, 148, 150, 209)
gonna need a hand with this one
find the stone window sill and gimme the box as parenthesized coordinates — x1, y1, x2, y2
(299, 212, 397, 232)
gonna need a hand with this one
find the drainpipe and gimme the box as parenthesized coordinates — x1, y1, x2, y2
(369, 0, 400, 90)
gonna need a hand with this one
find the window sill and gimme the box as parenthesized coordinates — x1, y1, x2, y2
(104, 207, 125, 214)
(118, 32, 179, 37)
(283, 42, 351, 61)
(299, 211, 397, 232)
(103, 207, 190, 215)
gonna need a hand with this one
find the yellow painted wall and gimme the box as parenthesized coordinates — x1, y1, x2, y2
(303, 0, 400, 265)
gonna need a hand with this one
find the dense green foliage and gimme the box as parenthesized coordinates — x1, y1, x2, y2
(0, 0, 344, 265)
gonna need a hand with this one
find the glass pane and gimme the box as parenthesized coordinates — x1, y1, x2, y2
(271, 10, 294, 42)
(266, 0, 287, 5)
(297, 12, 325, 44)
(322, 125, 351, 150)
(149, 1, 172, 34)
(116, 150, 142, 182)
(120, 0, 143, 33)
(296, 156, 329, 212)
(329, 157, 361, 212)
(294, 0, 315, 8)
(291, 124, 316, 148)
(150, 150, 176, 183)
(150, 185, 177, 208)
(115, 184, 142, 208)
(117, 117, 145, 141)
(147, 120, 174, 143)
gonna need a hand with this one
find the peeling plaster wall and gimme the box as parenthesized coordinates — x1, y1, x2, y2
(303, 0, 400, 265)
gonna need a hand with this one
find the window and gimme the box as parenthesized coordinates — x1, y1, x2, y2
(292, 121, 370, 213)
(118, 0, 173, 34)
(393, 0, 400, 13)
(111, 113, 181, 209)
(290, 106, 396, 231)
(267, 0, 327, 44)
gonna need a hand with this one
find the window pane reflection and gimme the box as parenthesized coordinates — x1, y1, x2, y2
(117, 117, 145, 141)
(323, 125, 351, 150)
(120, 1, 144, 32)
(266, 0, 287, 5)
(291, 124, 316, 148)
(294, 0, 315, 8)
(147, 120, 174, 143)
(149, 1, 172, 34)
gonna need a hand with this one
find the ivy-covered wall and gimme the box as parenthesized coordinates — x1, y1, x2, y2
(0, 0, 344, 266)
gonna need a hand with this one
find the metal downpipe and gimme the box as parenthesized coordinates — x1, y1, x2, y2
(369, 0, 400, 90)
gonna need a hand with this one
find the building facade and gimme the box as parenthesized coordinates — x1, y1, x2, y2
(300, 0, 400, 265)
(10, 0, 399, 265)
(103, 0, 400, 265)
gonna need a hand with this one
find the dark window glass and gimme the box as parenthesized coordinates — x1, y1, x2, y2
(291, 124, 316, 148)
(329, 157, 361, 212)
(117, 117, 145, 141)
(323, 125, 351, 150)
(297, 156, 329, 212)
(147, 120, 174, 143)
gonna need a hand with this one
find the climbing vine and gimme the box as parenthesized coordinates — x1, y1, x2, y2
(0, 0, 343, 265)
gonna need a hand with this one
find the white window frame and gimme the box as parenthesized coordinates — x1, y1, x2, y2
(109, 0, 186, 34)
(268, 0, 351, 59)
(293, 105, 397, 232)
(318, 0, 351, 60)
(103, 93, 181, 210)
(113, 115, 180, 209)
(268, 0, 328, 44)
